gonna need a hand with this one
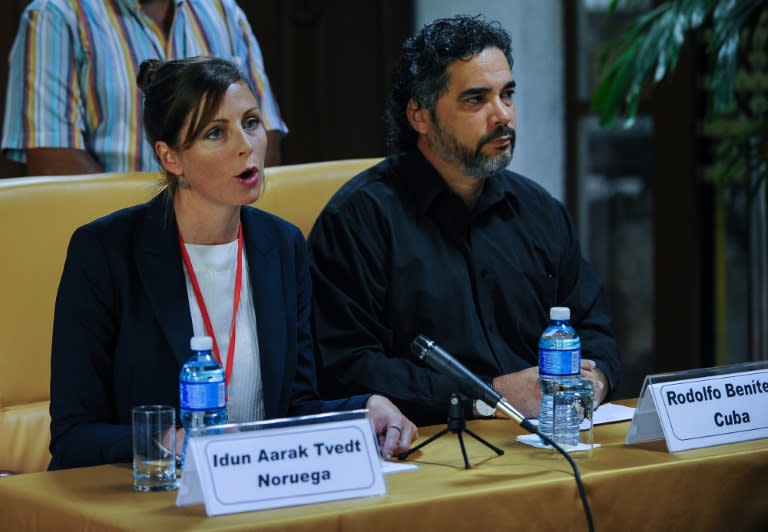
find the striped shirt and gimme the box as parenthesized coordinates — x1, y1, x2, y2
(1, 0, 288, 172)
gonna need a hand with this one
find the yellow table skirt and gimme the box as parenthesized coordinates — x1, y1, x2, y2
(1, 414, 766, 531)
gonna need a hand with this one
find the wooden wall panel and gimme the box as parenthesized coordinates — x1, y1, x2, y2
(244, 0, 414, 164)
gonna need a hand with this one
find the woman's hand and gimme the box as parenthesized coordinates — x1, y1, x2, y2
(175, 427, 185, 457)
(365, 395, 418, 459)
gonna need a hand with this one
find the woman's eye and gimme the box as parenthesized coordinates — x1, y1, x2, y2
(244, 116, 261, 130)
(204, 127, 222, 140)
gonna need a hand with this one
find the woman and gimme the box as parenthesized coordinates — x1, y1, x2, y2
(49, 56, 416, 470)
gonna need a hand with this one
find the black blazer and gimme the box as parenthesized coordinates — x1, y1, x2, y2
(49, 193, 367, 470)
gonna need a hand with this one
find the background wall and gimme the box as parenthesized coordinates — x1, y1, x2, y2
(245, 1, 413, 166)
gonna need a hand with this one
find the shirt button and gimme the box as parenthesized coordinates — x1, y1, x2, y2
(480, 268, 489, 279)
(488, 324, 495, 333)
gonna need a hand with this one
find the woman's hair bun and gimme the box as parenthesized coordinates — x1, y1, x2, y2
(137, 59, 163, 91)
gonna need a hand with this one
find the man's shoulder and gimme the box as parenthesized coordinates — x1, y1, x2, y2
(188, 0, 242, 18)
(498, 169, 564, 212)
(18, 0, 118, 33)
(321, 156, 403, 216)
(21, 0, 78, 18)
(500, 169, 554, 199)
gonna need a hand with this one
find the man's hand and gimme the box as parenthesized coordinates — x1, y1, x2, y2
(491, 360, 609, 419)
(25, 148, 103, 176)
(491, 367, 542, 418)
(581, 359, 608, 405)
(366, 395, 418, 459)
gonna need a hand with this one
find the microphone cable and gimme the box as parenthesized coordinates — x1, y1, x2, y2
(410, 335, 594, 532)
(535, 429, 594, 532)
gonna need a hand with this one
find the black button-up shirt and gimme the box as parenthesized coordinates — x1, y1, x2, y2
(309, 150, 621, 426)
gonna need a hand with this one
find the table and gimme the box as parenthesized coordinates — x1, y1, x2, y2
(1, 416, 766, 531)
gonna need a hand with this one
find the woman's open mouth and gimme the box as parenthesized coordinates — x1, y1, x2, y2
(236, 166, 260, 185)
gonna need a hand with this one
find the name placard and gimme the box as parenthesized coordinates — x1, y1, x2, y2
(176, 410, 386, 516)
(626, 361, 768, 452)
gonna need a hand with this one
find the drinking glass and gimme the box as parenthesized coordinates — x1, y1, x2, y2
(132, 405, 178, 492)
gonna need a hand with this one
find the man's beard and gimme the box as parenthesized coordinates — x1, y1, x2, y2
(429, 118, 515, 179)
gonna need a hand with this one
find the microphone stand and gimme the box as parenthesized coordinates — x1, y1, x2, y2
(397, 393, 503, 469)
(408, 335, 594, 532)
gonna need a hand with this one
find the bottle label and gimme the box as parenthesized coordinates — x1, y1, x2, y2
(539, 348, 581, 377)
(180, 381, 226, 410)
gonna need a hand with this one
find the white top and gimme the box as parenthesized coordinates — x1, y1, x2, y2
(183, 240, 265, 423)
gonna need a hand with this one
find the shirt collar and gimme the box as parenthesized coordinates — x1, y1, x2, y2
(474, 166, 520, 218)
(121, 0, 185, 12)
(398, 149, 520, 218)
(397, 150, 447, 216)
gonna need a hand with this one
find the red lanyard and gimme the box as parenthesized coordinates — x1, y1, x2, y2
(178, 224, 243, 389)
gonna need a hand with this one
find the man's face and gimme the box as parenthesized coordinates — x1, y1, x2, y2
(424, 47, 516, 179)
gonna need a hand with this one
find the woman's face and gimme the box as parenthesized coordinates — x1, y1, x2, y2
(159, 81, 267, 209)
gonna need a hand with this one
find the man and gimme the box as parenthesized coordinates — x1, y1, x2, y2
(308, 15, 621, 426)
(1, 0, 287, 175)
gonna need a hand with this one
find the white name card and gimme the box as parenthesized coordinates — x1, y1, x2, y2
(626, 361, 768, 452)
(176, 410, 386, 516)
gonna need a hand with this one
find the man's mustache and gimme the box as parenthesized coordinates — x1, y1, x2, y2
(479, 126, 516, 146)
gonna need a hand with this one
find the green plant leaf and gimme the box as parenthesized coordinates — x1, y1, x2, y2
(709, 0, 764, 112)
(591, 0, 767, 211)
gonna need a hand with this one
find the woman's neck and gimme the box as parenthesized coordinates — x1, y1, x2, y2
(174, 194, 241, 245)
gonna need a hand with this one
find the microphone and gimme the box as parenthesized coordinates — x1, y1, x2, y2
(409, 335, 594, 532)
(410, 335, 537, 433)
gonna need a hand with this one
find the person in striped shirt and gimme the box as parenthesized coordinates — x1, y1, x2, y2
(1, 0, 288, 176)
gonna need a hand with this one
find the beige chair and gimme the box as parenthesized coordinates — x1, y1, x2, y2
(0, 157, 380, 474)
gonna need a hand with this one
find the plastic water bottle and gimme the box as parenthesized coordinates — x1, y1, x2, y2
(179, 336, 227, 466)
(538, 307, 593, 447)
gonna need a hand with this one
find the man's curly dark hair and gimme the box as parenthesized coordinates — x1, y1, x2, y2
(384, 15, 513, 153)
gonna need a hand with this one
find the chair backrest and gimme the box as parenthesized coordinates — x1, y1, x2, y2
(0, 157, 380, 473)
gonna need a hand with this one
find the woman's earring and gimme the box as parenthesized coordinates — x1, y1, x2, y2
(178, 175, 191, 190)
